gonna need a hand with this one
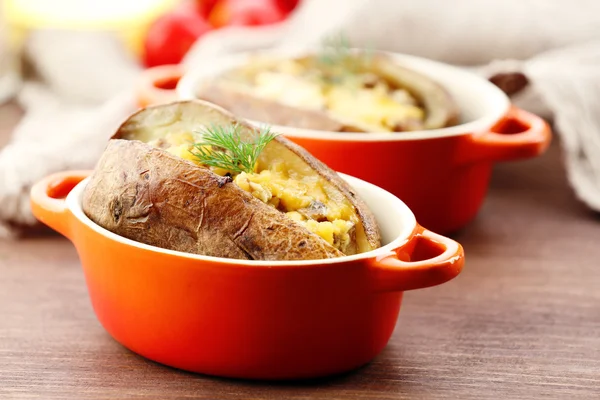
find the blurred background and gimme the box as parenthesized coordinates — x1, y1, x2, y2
(0, 0, 300, 100)
(1, 0, 600, 236)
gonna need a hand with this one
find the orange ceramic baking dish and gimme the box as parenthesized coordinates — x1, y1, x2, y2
(136, 50, 552, 234)
(30, 170, 464, 380)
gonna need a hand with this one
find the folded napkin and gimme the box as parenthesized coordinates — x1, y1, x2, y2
(2, 0, 600, 237)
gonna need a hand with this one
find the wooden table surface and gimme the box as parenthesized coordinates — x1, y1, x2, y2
(1, 103, 599, 399)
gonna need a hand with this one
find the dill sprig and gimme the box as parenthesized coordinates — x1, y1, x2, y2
(317, 32, 353, 68)
(190, 123, 278, 174)
(315, 32, 374, 84)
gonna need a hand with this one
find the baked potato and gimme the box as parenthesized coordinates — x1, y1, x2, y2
(82, 100, 381, 261)
(195, 50, 459, 133)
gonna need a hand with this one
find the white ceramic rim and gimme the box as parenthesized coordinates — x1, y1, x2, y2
(177, 47, 511, 142)
(66, 173, 418, 267)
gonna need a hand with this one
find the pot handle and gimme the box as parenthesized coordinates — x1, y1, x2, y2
(458, 106, 552, 164)
(369, 225, 464, 292)
(136, 64, 184, 108)
(29, 170, 91, 240)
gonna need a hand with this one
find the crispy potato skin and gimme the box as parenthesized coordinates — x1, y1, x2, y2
(110, 100, 381, 254)
(196, 82, 347, 132)
(84, 100, 381, 260)
(82, 139, 345, 260)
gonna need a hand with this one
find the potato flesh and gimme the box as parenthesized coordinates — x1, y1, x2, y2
(146, 132, 360, 254)
(233, 170, 356, 250)
(218, 57, 427, 132)
(325, 83, 424, 132)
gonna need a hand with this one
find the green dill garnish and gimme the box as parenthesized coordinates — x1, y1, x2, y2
(189, 123, 279, 174)
(317, 32, 353, 68)
(315, 32, 373, 84)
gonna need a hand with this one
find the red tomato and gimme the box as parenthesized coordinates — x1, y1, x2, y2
(195, 0, 220, 18)
(208, 0, 287, 28)
(274, 0, 300, 14)
(143, 3, 213, 67)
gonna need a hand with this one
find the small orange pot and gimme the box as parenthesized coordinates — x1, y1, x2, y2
(137, 50, 552, 233)
(30, 170, 464, 380)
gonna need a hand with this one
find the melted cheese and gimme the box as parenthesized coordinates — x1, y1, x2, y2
(233, 167, 356, 249)
(325, 83, 424, 132)
(253, 72, 326, 109)
(148, 133, 358, 252)
(228, 59, 426, 132)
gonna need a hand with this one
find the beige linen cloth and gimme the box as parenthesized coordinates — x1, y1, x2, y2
(1, 0, 600, 237)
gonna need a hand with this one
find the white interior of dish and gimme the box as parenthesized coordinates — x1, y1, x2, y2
(177, 47, 511, 142)
(66, 173, 417, 266)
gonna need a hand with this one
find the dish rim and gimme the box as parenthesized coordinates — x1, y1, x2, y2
(66, 172, 419, 267)
(177, 47, 511, 142)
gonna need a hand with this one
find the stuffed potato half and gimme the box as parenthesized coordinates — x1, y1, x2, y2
(82, 100, 381, 261)
(195, 51, 460, 133)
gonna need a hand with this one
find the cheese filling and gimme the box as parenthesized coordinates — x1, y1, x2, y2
(220, 58, 426, 132)
(233, 169, 356, 252)
(147, 133, 359, 253)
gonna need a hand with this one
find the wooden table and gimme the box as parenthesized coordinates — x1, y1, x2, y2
(1, 104, 599, 399)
